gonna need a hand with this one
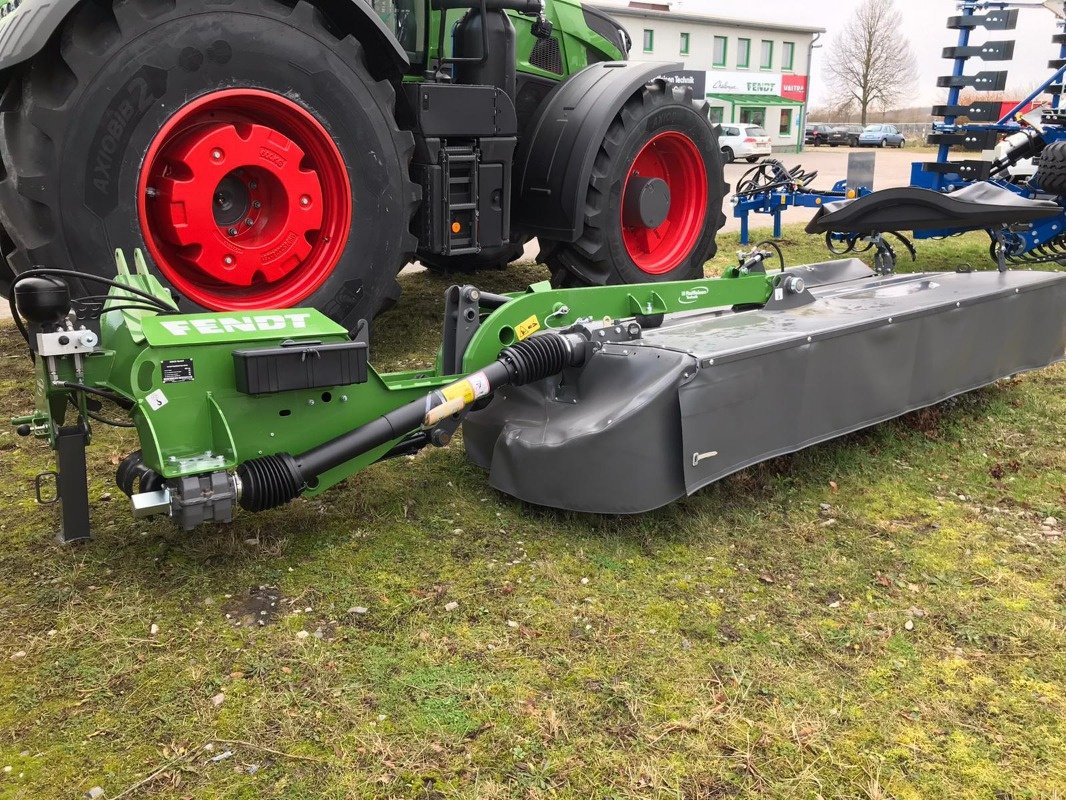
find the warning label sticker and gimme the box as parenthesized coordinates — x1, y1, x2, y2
(161, 358, 195, 384)
(515, 315, 541, 341)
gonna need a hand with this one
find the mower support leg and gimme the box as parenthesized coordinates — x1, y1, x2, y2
(55, 425, 91, 545)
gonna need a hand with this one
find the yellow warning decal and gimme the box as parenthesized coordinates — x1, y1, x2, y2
(515, 315, 541, 341)
(440, 371, 491, 406)
(441, 380, 475, 405)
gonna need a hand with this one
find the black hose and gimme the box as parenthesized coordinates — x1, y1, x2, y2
(55, 381, 135, 410)
(12, 268, 178, 313)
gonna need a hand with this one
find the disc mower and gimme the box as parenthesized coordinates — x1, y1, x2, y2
(9, 186, 1066, 541)
(0, 0, 725, 328)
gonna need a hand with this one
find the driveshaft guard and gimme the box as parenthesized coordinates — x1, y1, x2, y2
(462, 345, 695, 513)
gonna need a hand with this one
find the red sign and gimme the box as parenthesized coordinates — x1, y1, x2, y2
(998, 100, 1043, 119)
(781, 75, 808, 102)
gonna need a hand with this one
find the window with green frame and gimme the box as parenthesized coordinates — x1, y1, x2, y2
(737, 38, 751, 68)
(782, 41, 795, 71)
(779, 108, 793, 135)
(760, 40, 773, 69)
(680, 32, 690, 55)
(712, 35, 727, 67)
(708, 106, 724, 124)
(642, 29, 654, 52)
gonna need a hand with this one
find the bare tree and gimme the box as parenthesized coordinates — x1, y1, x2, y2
(825, 0, 918, 125)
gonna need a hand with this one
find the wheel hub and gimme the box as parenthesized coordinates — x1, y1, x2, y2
(138, 89, 351, 310)
(623, 176, 671, 229)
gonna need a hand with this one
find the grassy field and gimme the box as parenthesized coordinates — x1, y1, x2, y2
(0, 226, 1063, 799)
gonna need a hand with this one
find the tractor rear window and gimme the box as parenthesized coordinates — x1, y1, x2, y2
(372, 0, 427, 66)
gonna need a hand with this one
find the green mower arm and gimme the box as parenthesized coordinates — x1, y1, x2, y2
(11, 249, 780, 540)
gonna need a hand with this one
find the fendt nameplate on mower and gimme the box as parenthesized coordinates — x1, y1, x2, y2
(9, 248, 1066, 543)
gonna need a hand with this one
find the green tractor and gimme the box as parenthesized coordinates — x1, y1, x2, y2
(0, 0, 726, 328)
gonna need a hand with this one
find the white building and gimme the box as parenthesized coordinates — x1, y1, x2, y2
(593, 2, 824, 151)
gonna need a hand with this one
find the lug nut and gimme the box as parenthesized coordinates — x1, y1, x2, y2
(228, 227, 238, 236)
(249, 181, 258, 190)
(300, 195, 311, 207)
(252, 201, 261, 209)
(245, 218, 254, 226)
(223, 255, 234, 266)
(211, 149, 223, 160)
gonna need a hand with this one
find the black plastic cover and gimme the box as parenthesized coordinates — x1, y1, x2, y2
(233, 341, 368, 395)
(405, 83, 518, 137)
(464, 269, 1066, 514)
(806, 183, 1061, 235)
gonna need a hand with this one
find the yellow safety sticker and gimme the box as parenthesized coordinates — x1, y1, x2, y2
(440, 370, 492, 405)
(515, 314, 541, 341)
(441, 380, 475, 404)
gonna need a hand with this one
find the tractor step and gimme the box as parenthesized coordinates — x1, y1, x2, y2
(464, 268, 1066, 513)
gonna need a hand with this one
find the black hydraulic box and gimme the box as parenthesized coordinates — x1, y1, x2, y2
(232, 341, 368, 395)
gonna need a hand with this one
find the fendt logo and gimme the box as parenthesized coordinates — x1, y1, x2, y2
(160, 313, 313, 336)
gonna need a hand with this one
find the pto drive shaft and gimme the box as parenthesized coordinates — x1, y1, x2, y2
(235, 331, 590, 514)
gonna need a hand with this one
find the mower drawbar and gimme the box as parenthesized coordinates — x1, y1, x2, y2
(236, 331, 590, 514)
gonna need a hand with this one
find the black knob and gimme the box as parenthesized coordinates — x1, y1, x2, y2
(15, 425, 31, 437)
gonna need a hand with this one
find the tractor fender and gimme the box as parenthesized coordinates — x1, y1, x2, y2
(0, 0, 409, 74)
(512, 60, 684, 242)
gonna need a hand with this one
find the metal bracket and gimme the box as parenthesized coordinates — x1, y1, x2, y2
(54, 424, 92, 544)
(442, 285, 482, 375)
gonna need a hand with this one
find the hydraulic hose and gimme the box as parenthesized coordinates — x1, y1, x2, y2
(236, 331, 589, 513)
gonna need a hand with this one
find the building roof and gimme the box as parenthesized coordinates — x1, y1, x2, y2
(590, 2, 826, 36)
(708, 93, 802, 106)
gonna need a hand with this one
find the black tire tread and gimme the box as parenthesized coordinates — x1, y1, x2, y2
(1034, 140, 1066, 196)
(0, 0, 418, 319)
(541, 82, 726, 287)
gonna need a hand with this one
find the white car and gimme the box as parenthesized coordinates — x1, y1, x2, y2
(719, 123, 772, 164)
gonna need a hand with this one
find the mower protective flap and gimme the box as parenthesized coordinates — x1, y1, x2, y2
(463, 268, 1066, 513)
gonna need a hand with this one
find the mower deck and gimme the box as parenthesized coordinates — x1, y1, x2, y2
(464, 267, 1066, 513)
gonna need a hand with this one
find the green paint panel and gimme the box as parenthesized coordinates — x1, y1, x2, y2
(140, 309, 344, 347)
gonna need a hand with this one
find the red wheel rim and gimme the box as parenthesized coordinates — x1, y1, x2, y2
(620, 131, 708, 275)
(137, 89, 352, 310)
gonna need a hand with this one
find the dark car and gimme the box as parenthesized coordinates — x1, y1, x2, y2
(825, 127, 852, 147)
(838, 124, 864, 147)
(804, 124, 836, 147)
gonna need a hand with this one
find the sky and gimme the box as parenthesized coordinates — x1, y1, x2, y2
(674, 0, 1059, 107)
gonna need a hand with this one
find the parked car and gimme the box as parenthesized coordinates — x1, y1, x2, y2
(720, 124, 773, 163)
(858, 124, 906, 148)
(837, 124, 865, 147)
(805, 123, 836, 147)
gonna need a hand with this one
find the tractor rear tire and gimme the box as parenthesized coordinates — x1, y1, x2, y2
(0, 0, 417, 327)
(540, 81, 726, 287)
(419, 242, 528, 274)
(1034, 141, 1066, 195)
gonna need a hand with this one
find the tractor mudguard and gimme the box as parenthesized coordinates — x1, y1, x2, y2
(512, 60, 684, 242)
(0, 0, 410, 74)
